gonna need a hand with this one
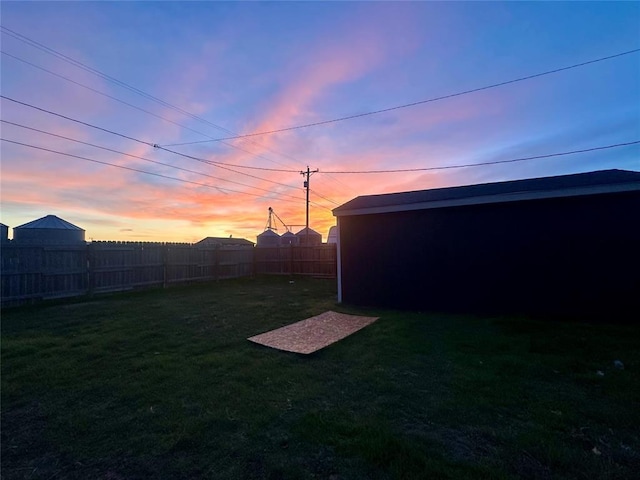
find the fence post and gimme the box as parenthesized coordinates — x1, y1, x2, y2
(162, 244, 168, 288)
(87, 242, 94, 297)
(289, 245, 294, 275)
(214, 245, 220, 281)
(252, 246, 257, 277)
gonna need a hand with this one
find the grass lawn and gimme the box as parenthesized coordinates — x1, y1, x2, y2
(2, 276, 639, 479)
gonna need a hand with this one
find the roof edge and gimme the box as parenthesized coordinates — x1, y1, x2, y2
(334, 182, 640, 217)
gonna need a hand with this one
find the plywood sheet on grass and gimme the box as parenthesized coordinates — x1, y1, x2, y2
(248, 310, 379, 354)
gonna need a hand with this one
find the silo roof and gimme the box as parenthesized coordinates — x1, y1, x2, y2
(15, 214, 84, 231)
(258, 229, 280, 237)
(295, 227, 321, 236)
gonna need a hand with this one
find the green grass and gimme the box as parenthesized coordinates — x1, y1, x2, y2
(2, 276, 639, 479)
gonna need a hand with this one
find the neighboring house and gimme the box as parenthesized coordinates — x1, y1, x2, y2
(332, 169, 640, 317)
(195, 237, 255, 249)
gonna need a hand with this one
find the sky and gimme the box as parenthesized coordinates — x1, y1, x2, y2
(1, 1, 639, 243)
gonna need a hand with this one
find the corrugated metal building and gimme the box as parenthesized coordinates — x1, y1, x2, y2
(13, 215, 85, 245)
(295, 227, 322, 246)
(256, 229, 281, 247)
(332, 169, 640, 317)
(280, 231, 299, 246)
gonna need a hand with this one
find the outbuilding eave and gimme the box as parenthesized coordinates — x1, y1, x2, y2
(333, 169, 640, 217)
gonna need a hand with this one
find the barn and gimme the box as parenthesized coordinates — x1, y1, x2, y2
(332, 169, 640, 317)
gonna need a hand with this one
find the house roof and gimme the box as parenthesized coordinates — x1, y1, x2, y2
(195, 236, 255, 246)
(14, 214, 84, 231)
(333, 169, 640, 217)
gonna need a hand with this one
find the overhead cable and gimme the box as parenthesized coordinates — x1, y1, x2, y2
(320, 141, 640, 174)
(310, 189, 340, 206)
(163, 48, 640, 145)
(0, 94, 153, 147)
(0, 95, 302, 195)
(1, 137, 330, 208)
(0, 119, 313, 204)
(0, 51, 298, 171)
(0, 26, 302, 170)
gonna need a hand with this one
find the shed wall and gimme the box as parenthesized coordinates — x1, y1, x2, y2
(338, 191, 640, 317)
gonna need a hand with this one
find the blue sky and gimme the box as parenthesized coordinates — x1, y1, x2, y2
(1, 1, 638, 242)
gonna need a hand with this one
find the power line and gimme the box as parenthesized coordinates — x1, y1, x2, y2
(1, 50, 213, 140)
(0, 26, 233, 133)
(310, 189, 340, 206)
(0, 95, 302, 196)
(0, 119, 313, 204)
(165, 48, 640, 145)
(0, 26, 303, 170)
(0, 50, 299, 172)
(156, 146, 304, 191)
(0, 94, 154, 147)
(320, 141, 640, 174)
(314, 172, 359, 197)
(0, 137, 325, 207)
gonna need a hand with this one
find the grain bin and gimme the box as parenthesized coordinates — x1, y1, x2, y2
(295, 227, 321, 246)
(256, 229, 281, 247)
(13, 215, 85, 245)
(280, 231, 299, 246)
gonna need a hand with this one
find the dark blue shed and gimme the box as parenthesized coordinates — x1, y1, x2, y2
(333, 169, 640, 318)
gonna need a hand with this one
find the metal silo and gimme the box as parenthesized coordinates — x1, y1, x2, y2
(280, 231, 299, 246)
(256, 229, 281, 247)
(13, 215, 85, 245)
(295, 227, 322, 246)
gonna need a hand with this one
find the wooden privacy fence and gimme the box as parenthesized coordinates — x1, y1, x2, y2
(254, 244, 337, 277)
(1, 242, 336, 306)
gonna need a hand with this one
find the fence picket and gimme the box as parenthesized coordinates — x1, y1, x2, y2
(1, 242, 336, 306)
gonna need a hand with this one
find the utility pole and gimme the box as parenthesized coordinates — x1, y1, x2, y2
(300, 166, 318, 245)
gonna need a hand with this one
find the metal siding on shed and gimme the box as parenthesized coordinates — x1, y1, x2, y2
(337, 191, 640, 317)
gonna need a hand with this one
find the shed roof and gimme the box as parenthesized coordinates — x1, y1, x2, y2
(195, 236, 255, 246)
(14, 214, 84, 231)
(333, 169, 640, 217)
